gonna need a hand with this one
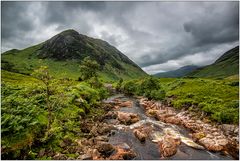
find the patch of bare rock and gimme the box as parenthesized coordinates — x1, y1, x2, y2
(139, 97, 239, 158)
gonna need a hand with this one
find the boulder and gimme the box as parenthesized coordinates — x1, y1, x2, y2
(164, 116, 181, 125)
(97, 143, 115, 157)
(77, 154, 93, 160)
(105, 111, 117, 119)
(118, 101, 133, 108)
(108, 146, 136, 160)
(117, 112, 140, 125)
(192, 132, 206, 141)
(97, 124, 113, 135)
(133, 129, 147, 142)
(198, 137, 224, 151)
(158, 135, 180, 157)
(146, 109, 158, 117)
(117, 143, 131, 150)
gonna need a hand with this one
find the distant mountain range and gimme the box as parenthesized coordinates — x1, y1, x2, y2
(188, 46, 239, 78)
(154, 46, 239, 78)
(154, 65, 199, 78)
(1, 29, 147, 81)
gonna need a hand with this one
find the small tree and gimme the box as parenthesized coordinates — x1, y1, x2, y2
(31, 66, 53, 130)
(79, 56, 100, 80)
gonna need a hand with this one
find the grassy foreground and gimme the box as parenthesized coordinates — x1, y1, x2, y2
(1, 70, 109, 159)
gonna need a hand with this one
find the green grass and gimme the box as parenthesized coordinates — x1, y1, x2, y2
(162, 77, 239, 124)
(1, 70, 110, 159)
(119, 76, 239, 124)
(188, 46, 239, 78)
(2, 43, 147, 82)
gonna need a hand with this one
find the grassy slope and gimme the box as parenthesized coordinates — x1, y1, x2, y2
(159, 77, 239, 124)
(188, 46, 239, 78)
(2, 44, 147, 82)
(1, 70, 108, 159)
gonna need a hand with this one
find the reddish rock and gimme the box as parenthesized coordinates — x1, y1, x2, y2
(198, 137, 224, 151)
(164, 116, 181, 125)
(108, 146, 136, 160)
(146, 109, 158, 117)
(133, 129, 147, 142)
(158, 135, 180, 157)
(192, 132, 206, 141)
(117, 112, 140, 125)
(97, 142, 115, 157)
(118, 101, 133, 108)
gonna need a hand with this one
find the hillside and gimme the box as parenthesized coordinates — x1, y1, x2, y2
(188, 46, 239, 78)
(154, 65, 199, 78)
(1, 29, 147, 81)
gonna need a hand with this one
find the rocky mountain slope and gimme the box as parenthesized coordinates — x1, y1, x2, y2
(1, 29, 147, 81)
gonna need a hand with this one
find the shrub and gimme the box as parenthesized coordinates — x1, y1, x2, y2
(121, 77, 166, 100)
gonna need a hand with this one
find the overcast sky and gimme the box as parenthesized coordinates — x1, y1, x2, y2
(1, 1, 239, 74)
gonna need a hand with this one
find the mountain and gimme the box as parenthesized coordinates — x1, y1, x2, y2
(1, 29, 147, 81)
(154, 65, 199, 78)
(188, 46, 239, 78)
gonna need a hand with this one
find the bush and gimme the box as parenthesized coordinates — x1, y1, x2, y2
(121, 77, 165, 100)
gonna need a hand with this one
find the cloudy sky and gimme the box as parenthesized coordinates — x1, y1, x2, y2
(1, 1, 239, 74)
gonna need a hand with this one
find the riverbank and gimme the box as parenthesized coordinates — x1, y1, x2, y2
(69, 94, 238, 160)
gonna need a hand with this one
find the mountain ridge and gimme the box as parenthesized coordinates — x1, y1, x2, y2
(1, 29, 147, 81)
(187, 46, 239, 78)
(154, 65, 199, 78)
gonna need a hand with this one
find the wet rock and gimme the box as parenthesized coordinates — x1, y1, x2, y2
(122, 151, 137, 160)
(133, 129, 147, 142)
(94, 136, 109, 142)
(79, 138, 93, 146)
(198, 137, 224, 151)
(164, 116, 181, 124)
(53, 153, 67, 160)
(221, 124, 239, 137)
(217, 138, 228, 146)
(91, 149, 101, 160)
(102, 103, 114, 111)
(117, 143, 131, 150)
(192, 132, 206, 141)
(90, 126, 98, 136)
(225, 140, 239, 159)
(98, 124, 113, 135)
(118, 101, 133, 108)
(158, 135, 180, 157)
(105, 111, 117, 119)
(77, 154, 93, 160)
(117, 112, 140, 125)
(146, 109, 158, 117)
(108, 146, 136, 160)
(97, 143, 115, 157)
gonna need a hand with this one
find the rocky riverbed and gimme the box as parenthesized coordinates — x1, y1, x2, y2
(47, 94, 239, 160)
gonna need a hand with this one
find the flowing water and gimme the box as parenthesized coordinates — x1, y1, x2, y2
(104, 94, 234, 160)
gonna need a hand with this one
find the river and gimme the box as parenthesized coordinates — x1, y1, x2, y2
(103, 94, 234, 160)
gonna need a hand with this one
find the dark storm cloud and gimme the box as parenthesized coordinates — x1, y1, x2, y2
(1, 1, 239, 74)
(1, 2, 34, 40)
(183, 2, 239, 47)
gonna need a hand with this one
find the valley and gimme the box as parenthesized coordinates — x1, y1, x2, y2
(1, 30, 239, 160)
